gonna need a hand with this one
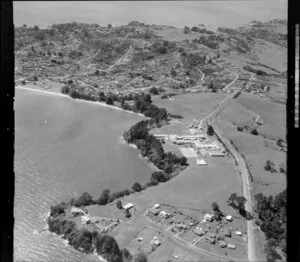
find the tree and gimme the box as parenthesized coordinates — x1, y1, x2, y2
(121, 248, 132, 260)
(98, 92, 106, 102)
(179, 156, 188, 166)
(212, 202, 223, 221)
(264, 160, 276, 173)
(94, 234, 123, 262)
(131, 182, 142, 192)
(125, 209, 131, 218)
(75, 192, 95, 207)
(279, 163, 286, 174)
(276, 138, 284, 147)
(251, 129, 258, 136)
(191, 26, 199, 32)
(116, 200, 122, 210)
(97, 189, 111, 205)
(237, 126, 243, 132)
(236, 196, 247, 216)
(227, 193, 247, 217)
(107, 24, 112, 29)
(207, 124, 214, 136)
(33, 25, 39, 31)
(212, 202, 220, 212)
(134, 252, 148, 262)
(151, 171, 169, 183)
(157, 46, 167, 54)
(106, 96, 114, 105)
(211, 86, 218, 93)
(183, 26, 191, 34)
(149, 87, 159, 95)
(50, 202, 67, 217)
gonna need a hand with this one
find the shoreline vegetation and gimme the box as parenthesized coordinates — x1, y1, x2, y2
(15, 85, 145, 118)
(42, 84, 188, 261)
(16, 18, 287, 261)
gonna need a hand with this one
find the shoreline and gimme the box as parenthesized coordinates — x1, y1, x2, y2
(15, 85, 146, 118)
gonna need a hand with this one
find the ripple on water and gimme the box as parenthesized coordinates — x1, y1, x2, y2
(14, 89, 152, 261)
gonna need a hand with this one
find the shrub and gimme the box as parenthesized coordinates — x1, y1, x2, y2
(134, 252, 148, 262)
(75, 192, 95, 207)
(149, 87, 159, 95)
(191, 26, 199, 32)
(183, 26, 191, 34)
(61, 85, 70, 94)
(50, 202, 67, 217)
(264, 160, 277, 173)
(97, 189, 111, 205)
(163, 40, 169, 46)
(131, 182, 142, 192)
(94, 234, 122, 261)
(207, 125, 214, 136)
(34, 31, 45, 41)
(106, 96, 114, 105)
(157, 46, 167, 54)
(116, 200, 122, 210)
(251, 129, 258, 135)
(122, 248, 132, 260)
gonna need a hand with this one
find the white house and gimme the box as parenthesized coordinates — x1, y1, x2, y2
(196, 159, 207, 166)
(227, 243, 236, 249)
(235, 231, 242, 236)
(123, 203, 134, 210)
(81, 215, 91, 224)
(226, 215, 233, 222)
(71, 207, 85, 216)
(159, 211, 170, 219)
(154, 204, 160, 209)
(204, 213, 214, 222)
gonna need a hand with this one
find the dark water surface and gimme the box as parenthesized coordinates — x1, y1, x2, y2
(14, 89, 154, 261)
(14, 1, 286, 29)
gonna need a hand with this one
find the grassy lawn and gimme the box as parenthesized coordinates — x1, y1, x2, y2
(141, 157, 241, 216)
(218, 94, 286, 197)
(236, 93, 286, 140)
(152, 92, 227, 121)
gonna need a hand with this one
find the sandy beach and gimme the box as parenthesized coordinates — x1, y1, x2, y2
(15, 85, 145, 118)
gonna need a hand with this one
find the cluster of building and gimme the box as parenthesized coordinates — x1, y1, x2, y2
(146, 204, 245, 252)
(193, 212, 245, 250)
(146, 204, 198, 232)
(70, 206, 119, 233)
(154, 122, 226, 166)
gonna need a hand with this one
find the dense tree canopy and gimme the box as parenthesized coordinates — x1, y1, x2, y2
(50, 202, 68, 217)
(95, 234, 123, 262)
(74, 192, 95, 207)
(255, 190, 286, 261)
(227, 193, 248, 217)
(134, 252, 148, 262)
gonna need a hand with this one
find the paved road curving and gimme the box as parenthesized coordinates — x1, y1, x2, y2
(203, 88, 258, 262)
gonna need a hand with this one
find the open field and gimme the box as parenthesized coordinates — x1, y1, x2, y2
(152, 93, 227, 121)
(141, 157, 242, 215)
(235, 93, 286, 140)
(217, 95, 286, 197)
(151, 119, 192, 136)
(252, 39, 287, 72)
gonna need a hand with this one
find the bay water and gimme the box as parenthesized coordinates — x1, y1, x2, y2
(14, 88, 154, 261)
